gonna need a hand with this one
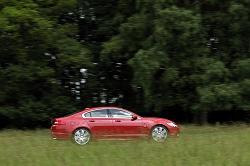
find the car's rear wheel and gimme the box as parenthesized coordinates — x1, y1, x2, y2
(73, 128, 91, 145)
(150, 125, 169, 142)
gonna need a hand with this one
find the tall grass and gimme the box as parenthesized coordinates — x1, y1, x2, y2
(0, 125, 249, 166)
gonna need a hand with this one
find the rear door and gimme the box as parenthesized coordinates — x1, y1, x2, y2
(84, 109, 113, 139)
(109, 109, 145, 139)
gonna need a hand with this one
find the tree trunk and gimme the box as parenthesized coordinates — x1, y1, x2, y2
(192, 112, 199, 124)
(200, 111, 208, 125)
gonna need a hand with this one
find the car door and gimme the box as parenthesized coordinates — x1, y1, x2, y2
(84, 109, 113, 139)
(109, 109, 145, 139)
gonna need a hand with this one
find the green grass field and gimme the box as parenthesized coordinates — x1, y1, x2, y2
(0, 125, 249, 166)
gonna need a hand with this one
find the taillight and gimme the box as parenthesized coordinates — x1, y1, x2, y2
(53, 120, 66, 125)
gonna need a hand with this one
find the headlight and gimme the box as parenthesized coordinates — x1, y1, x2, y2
(167, 122, 177, 127)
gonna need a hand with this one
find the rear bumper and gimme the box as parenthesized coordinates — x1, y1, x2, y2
(51, 131, 70, 139)
(50, 125, 71, 139)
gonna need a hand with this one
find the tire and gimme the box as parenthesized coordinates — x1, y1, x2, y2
(72, 128, 92, 145)
(150, 125, 169, 142)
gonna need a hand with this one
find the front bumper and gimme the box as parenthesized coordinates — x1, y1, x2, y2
(169, 127, 180, 138)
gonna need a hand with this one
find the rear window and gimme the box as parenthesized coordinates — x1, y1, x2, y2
(83, 109, 109, 118)
(84, 112, 91, 117)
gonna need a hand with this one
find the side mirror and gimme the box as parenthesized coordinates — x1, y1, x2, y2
(132, 115, 137, 120)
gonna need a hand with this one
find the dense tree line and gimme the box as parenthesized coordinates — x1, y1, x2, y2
(0, 0, 250, 128)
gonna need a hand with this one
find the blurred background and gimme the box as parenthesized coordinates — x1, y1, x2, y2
(1, 0, 250, 128)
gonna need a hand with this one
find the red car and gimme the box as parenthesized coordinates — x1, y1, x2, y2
(51, 106, 180, 145)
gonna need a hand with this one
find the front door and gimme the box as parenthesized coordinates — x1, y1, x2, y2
(109, 109, 145, 139)
(85, 109, 113, 139)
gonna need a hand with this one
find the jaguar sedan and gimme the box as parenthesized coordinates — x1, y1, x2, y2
(51, 106, 180, 145)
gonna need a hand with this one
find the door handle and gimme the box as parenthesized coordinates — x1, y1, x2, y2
(89, 120, 95, 122)
(115, 120, 121, 122)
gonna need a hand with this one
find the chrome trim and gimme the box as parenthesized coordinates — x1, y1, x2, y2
(81, 107, 141, 119)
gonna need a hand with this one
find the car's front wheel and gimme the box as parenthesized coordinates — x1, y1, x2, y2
(150, 125, 169, 142)
(72, 128, 92, 145)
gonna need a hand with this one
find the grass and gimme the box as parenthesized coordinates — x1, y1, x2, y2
(0, 124, 250, 166)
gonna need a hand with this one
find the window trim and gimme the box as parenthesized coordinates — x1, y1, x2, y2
(82, 109, 110, 118)
(109, 109, 133, 118)
(81, 107, 141, 119)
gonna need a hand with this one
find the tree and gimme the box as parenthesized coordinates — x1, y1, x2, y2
(193, 0, 250, 124)
(76, 0, 138, 110)
(0, 0, 92, 127)
(101, 1, 207, 117)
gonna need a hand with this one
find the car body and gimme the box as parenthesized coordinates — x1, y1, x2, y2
(51, 106, 180, 145)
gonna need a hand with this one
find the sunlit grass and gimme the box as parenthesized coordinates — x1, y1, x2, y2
(0, 124, 249, 166)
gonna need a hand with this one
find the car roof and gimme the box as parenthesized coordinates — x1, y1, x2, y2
(84, 106, 125, 111)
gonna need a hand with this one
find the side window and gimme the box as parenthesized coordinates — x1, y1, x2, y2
(90, 109, 108, 117)
(110, 109, 132, 118)
(84, 112, 91, 117)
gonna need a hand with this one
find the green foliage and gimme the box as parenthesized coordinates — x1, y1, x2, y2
(1, 0, 250, 127)
(100, 0, 250, 124)
(102, 3, 205, 112)
(0, 0, 91, 126)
